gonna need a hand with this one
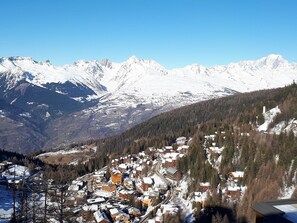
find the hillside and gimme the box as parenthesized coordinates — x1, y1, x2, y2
(90, 85, 293, 154)
(31, 84, 297, 223)
(1, 55, 297, 153)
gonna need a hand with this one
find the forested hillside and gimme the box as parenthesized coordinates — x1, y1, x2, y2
(91, 84, 295, 154)
(10, 84, 297, 222)
(87, 83, 297, 222)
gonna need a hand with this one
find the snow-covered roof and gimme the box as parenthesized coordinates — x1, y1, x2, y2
(87, 197, 105, 204)
(199, 182, 210, 187)
(230, 171, 244, 178)
(94, 210, 110, 223)
(82, 204, 98, 211)
(118, 163, 127, 169)
(208, 146, 224, 154)
(94, 190, 113, 198)
(68, 185, 79, 191)
(136, 166, 143, 171)
(110, 208, 119, 215)
(227, 186, 241, 191)
(161, 204, 179, 214)
(166, 167, 177, 175)
(7, 165, 30, 176)
(143, 177, 153, 185)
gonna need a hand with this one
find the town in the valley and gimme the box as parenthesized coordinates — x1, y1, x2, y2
(0, 132, 245, 223)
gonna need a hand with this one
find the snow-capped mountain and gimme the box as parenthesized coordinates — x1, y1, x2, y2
(0, 54, 297, 153)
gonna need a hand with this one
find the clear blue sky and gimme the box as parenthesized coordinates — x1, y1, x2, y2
(0, 0, 296, 68)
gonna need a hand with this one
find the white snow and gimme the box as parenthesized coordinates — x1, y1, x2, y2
(143, 177, 153, 185)
(271, 119, 297, 135)
(151, 174, 167, 187)
(1, 55, 297, 113)
(258, 106, 281, 132)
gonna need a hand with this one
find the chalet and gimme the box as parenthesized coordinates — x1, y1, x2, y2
(142, 177, 153, 191)
(228, 171, 244, 182)
(102, 183, 116, 192)
(123, 178, 135, 190)
(109, 208, 119, 219)
(118, 163, 127, 173)
(110, 169, 122, 184)
(93, 172, 106, 189)
(226, 186, 241, 199)
(136, 166, 143, 177)
(94, 210, 110, 223)
(166, 167, 178, 180)
(177, 145, 190, 154)
(128, 207, 141, 217)
(118, 189, 135, 201)
(176, 136, 187, 145)
(87, 197, 106, 205)
(165, 146, 173, 153)
(199, 182, 211, 192)
(165, 158, 174, 168)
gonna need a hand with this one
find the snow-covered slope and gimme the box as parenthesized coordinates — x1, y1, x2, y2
(1, 54, 297, 106)
(1, 54, 297, 152)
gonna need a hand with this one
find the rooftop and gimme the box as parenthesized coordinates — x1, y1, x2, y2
(253, 199, 297, 223)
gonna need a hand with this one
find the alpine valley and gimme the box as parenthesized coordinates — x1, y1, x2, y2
(0, 54, 297, 153)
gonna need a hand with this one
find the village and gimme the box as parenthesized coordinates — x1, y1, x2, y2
(0, 133, 246, 223)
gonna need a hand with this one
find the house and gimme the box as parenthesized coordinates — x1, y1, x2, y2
(177, 145, 190, 154)
(110, 169, 122, 184)
(109, 208, 119, 219)
(226, 186, 241, 199)
(118, 189, 135, 201)
(94, 210, 110, 223)
(118, 163, 127, 173)
(87, 197, 106, 205)
(199, 182, 211, 192)
(176, 137, 187, 145)
(142, 177, 153, 191)
(228, 171, 244, 182)
(102, 183, 116, 192)
(165, 158, 174, 168)
(123, 178, 135, 190)
(166, 167, 178, 180)
(93, 173, 106, 189)
(164, 146, 173, 153)
(128, 207, 141, 217)
(136, 165, 143, 177)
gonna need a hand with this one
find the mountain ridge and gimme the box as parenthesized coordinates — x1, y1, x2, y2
(1, 54, 297, 153)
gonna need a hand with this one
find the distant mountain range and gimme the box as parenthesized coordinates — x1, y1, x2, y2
(0, 54, 297, 153)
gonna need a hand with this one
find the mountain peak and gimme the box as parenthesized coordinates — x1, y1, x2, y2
(127, 55, 141, 64)
(264, 54, 285, 62)
(257, 54, 287, 69)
